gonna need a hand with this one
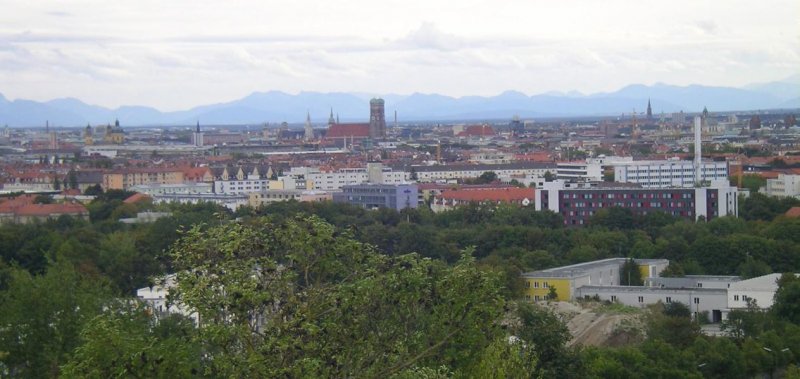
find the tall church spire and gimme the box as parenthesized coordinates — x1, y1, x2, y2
(646, 98, 653, 120)
(304, 111, 313, 141)
(328, 108, 335, 125)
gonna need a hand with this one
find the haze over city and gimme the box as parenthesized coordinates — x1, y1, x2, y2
(1, 0, 798, 111)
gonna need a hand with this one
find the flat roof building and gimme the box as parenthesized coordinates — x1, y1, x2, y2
(332, 183, 418, 211)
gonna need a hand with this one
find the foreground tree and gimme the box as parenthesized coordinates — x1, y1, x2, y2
(0, 261, 111, 377)
(61, 304, 200, 378)
(170, 215, 509, 377)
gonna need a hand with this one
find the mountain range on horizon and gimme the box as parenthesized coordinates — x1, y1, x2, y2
(0, 77, 798, 128)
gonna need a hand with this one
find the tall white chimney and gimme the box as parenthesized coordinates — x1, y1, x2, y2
(694, 116, 702, 185)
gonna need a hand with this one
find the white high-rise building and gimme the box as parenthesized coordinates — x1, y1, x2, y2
(614, 159, 728, 188)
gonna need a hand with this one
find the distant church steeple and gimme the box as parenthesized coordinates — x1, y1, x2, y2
(328, 108, 336, 125)
(192, 120, 204, 147)
(646, 98, 653, 120)
(304, 111, 313, 141)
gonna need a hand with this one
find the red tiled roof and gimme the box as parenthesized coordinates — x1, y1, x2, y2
(123, 193, 151, 204)
(785, 207, 800, 218)
(326, 123, 370, 138)
(457, 125, 495, 137)
(0, 194, 37, 211)
(438, 187, 534, 202)
(182, 166, 211, 180)
(14, 203, 87, 217)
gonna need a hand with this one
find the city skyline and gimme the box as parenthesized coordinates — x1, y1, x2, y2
(0, 0, 798, 110)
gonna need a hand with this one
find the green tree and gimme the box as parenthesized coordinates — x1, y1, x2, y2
(170, 216, 507, 377)
(548, 286, 558, 300)
(620, 258, 643, 286)
(61, 303, 200, 378)
(474, 171, 498, 184)
(773, 273, 800, 324)
(647, 302, 700, 348)
(67, 170, 79, 190)
(721, 298, 768, 341)
(466, 337, 539, 379)
(83, 184, 103, 196)
(33, 194, 53, 204)
(590, 207, 634, 230)
(0, 261, 111, 377)
(512, 302, 579, 378)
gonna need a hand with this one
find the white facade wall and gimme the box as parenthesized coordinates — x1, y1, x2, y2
(614, 160, 728, 188)
(214, 179, 270, 195)
(556, 163, 603, 181)
(727, 273, 784, 310)
(576, 286, 729, 319)
(646, 275, 740, 290)
(414, 167, 552, 183)
(136, 275, 198, 324)
(302, 167, 408, 191)
(151, 193, 248, 210)
(131, 182, 212, 195)
(763, 174, 800, 198)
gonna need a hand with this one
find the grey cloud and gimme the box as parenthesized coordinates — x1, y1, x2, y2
(43, 10, 73, 17)
(694, 20, 719, 35)
(399, 22, 465, 51)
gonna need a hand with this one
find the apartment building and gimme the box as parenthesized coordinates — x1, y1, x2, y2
(535, 180, 739, 226)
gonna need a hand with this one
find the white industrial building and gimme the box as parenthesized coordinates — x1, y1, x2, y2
(761, 173, 800, 198)
(130, 182, 213, 196)
(411, 162, 556, 183)
(727, 273, 786, 311)
(290, 163, 408, 191)
(556, 162, 603, 181)
(575, 285, 729, 323)
(614, 159, 729, 188)
(151, 193, 248, 210)
(532, 259, 791, 323)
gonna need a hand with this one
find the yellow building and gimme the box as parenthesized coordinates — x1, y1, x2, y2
(103, 120, 125, 144)
(84, 124, 94, 146)
(102, 169, 186, 190)
(522, 258, 669, 302)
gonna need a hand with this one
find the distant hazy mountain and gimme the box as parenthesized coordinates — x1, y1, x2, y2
(0, 77, 797, 127)
(745, 74, 800, 102)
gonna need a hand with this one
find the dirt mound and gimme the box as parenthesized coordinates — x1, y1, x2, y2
(544, 301, 646, 347)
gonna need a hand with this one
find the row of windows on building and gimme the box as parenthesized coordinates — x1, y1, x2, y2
(525, 281, 550, 288)
(626, 168, 727, 173)
(562, 192, 694, 200)
(563, 209, 694, 218)
(602, 295, 701, 304)
(563, 202, 694, 209)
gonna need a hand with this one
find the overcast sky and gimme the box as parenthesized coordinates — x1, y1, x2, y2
(0, 0, 798, 110)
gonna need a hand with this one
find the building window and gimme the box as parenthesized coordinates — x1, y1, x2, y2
(666, 297, 672, 303)
(543, 282, 549, 288)
(694, 297, 700, 304)
(534, 282, 539, 288)
(697, 283, 703, 288)
(734, 295, 739, 301)
(534, 295, 540, 301)
(611, 295, 617, 302)
(638, 296, 644, 303)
